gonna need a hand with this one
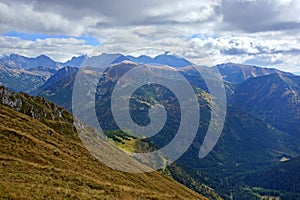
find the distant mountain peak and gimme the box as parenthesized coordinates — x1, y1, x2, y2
(9, 53, 22, 58)
(63, 55, 87, 67)
(125, 53, 191, 68)
(37, 54, 49, 58)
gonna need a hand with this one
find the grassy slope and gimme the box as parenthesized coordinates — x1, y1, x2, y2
(0, 103, 206, 199)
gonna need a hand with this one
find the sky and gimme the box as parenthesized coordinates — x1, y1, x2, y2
(0, 0, 300, 72)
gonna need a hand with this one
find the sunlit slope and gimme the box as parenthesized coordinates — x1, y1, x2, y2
(0, 87, 206, 199)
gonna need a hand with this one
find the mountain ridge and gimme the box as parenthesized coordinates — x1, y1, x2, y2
(215, 62, 293, 84)
(233, 73, 300, 138)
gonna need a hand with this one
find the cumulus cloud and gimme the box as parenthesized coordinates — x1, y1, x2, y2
(0, 0, 300, 72)
(1, 0, 299, 36)
(0, 0, 221, 38)
(0, 2, 82, 36)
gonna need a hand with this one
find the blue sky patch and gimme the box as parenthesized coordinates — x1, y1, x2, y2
(3, 32, 100, 46)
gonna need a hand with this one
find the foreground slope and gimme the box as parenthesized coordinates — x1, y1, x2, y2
(0, 87, 206, 199)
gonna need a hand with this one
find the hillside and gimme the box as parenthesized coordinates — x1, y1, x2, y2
(233, 73, 300, 138)
(0, 86, 206, 199)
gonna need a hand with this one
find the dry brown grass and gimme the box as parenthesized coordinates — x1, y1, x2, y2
(0, 104, 206, 200)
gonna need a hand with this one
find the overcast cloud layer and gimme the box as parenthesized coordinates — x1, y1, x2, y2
(0, 0, 300, 72)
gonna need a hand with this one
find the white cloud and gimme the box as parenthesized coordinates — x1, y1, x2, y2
(0, 0, 300, 72)
(0, 2, 82, 36)
(0, 0, 222, 38)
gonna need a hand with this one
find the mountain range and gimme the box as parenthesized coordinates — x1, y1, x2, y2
(0, 53, 192, 93)
(0, 53, 299, 199)
(0, 54, 60, 70)
(1, 53, 293, 94)
(0, 52, 192, 70)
